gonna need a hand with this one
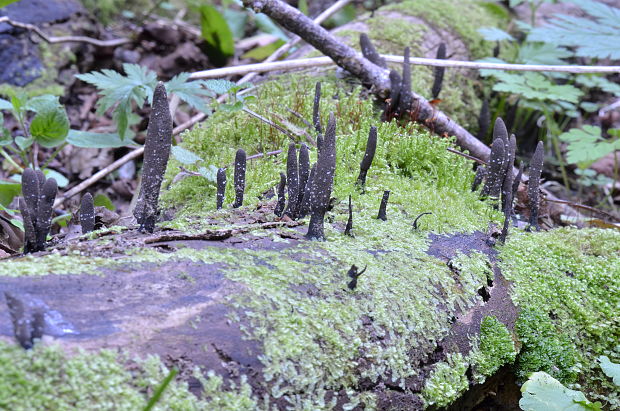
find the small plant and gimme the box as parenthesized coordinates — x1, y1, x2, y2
(344, 194, 353, 237)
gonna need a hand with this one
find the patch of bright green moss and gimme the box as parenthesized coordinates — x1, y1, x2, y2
(0, 341, 257, 410)
(422, 352, 469, 408)
(499, 227, 620, 408)
(470, 316, 517, 381)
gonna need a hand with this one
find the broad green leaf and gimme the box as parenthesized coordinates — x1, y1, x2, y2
(198, 165, 218, 183)
(0, 0, 21, 8)
(254, 14, 288, 41)
(113, 99, 131, 141)
(94, 193, 116, 211)
(517, 43, 571, 66)
(0, 181, 21, 207)
(575, 75, 620, 96)
(67, 130, 136, 148)
(0, 98, 12, 110)
(558, 125, 620, 168)
(520, 372, 602, 411)
(599, 356, 620, 386)
(166, 73, 214, 113)
(51, 213, 71, 228)
(478, 27, 514, 42)
(15, 136, 33, 150)
(491, 72, 582, 103)
(43, 169, 69, 188)
(0, 113, 11, 145)
(171, 146, 203, 165)
(222, 8, 248, 39)
(29, 101, 70, 148)
(242, 39, 285, 61)
(199, 5, 235, 60)
(25, 95, 60, 113)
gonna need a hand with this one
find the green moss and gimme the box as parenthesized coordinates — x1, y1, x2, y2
(0, 251, 110, 277)
(514, 306, 579, 384)
(0, 341, 257, 410)
(470, 316, 517, 381)
(422, 353, 469, 408)
(499, 228, 620, 408)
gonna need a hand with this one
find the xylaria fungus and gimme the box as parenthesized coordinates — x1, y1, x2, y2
(478, 98, 490, 140)
(527, 141, 544, 231)
(357, 126, 377, 188)
(133, 82, 173, 233)
(501, 134, 517, 211)
(511, 163, 523, 220)
(284, 143, 299, 218)
(431, 43, 446, 99)
(347, 264, 367, 291)
(481, 139, 506, 200)
(297, 143, 310, 215)
(382, 70, 402, 121)
(216, 168, 226, 210)
(80, 193, 95, 234)
(306, 113, 336, 240)
(472, 166, 487, 192)
(344, 195, 353, 237)
(5, 292, 45, 349)
(499, 170, 514, 243)
(359, 33, 387, 68)
(313, 81, 322, 152)
(298, 164, 315, 219)
(413, 212, 432, 230)
(377, 190, 390, 221)
(275, 172, 286, 217)
(398, 47, 413, 117)
(19, 168, 57, 253)
(232, 148, 247, 208)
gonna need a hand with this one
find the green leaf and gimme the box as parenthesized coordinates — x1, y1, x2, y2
(558, 125, 620, 168)
(29, 100, 70, 148)
(575, 75, 620, 96)
(491, 72, 582, 104)
(0, 181, 21, 207)
(528, 0, 620, 60)
(0, 0, 21, 8)
(202, 79, 238, 95)
(165, 73, 213, 113)
(171, 146, 203, 165)
(517, 43, 572, 66)
(51, 213, 71, 228)
(599, 356, 620, 386)
(254, 14, 288, 41)
(241, 39, 286, 61)
(520, 372, 602, 411)
(0, 98, 12, 110)
(0, 113, 11, 146)
(478, 27, 514, 42)
(67, 130, 136, 148)
(94, 193, 116, 211)
(43, 169, 69, 188)
(199, 5, 235, 61)
(222, 8, 248, 39)
(198, 165, 218, 183)
(15, 136, 34, 150)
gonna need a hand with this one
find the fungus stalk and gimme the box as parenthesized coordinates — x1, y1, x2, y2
(216, 168, 226, 210)
(133, 82, 173, 233)
(344, 195, 353, 237)
(232, 149, 247, 208)
(80, 193, 95, 234)
(360, 33, 387, 68)
(431, 43, 446, 99)
(19, 168, 57, 253)
(306, 113, 336, 240)
(297, 143, 310, 216)
(398, 47, 412, 117)
(284, 143, 299, 218)
(377, 190, 390, 221)
(275, 172, 286, 217)
(357, 126, 377, 188)
(298, 164, 315, 219)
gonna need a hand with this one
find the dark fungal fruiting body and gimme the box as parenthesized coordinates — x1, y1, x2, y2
(499, 170, 514, 244)
(5, 292, 46, 349)
(501, 134, 517, 211)
(133, 82, 173, 233)
(297, 143, 310, 216)
(398, 47, 413, 117)
(344, 195, 353, 237)
(413, 212, 432, 230)
(478, 99, 490, 140)
(275, 172, 286, 217)
(306, 113, 336, 240)
(347, 264, 367, 291)
(298, 164, 315, 219)
(472, 166, 487, 192)
(527, 141, 544, 231)
(19, 168, 57, 253)
(357, 126, 377, 188)
(216, 168, 226, 210)
(232, 149, 247, 208)
(359, 33, 387, 68)
(313, 82, 322, 137)
(481, 139, 506, 200)
(284, 143, 299, 218)
(511, 163, 524, 224)
(431, 43, 446, 99)
(80, 193, 95, 234)
(382, 70, 402, 121)
(377, 190, 390, 221)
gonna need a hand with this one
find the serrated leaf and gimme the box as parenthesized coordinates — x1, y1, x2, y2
(599, 356, 620, 386)
(517, 43, 572, 66)
(491, 72, 582, 103)
(200, 5, 235, 61)
(166, 73, 214, 113)
(171, 146, 203, 165)
(575, 75, 620, 96)
(519, 372, 602, 411)
(29, 99, 69, 147)
(478, 27, 514, 42)
(67, 130, 136, 148)
(202, 79, 237, 95)
(558, 125, 620, 168)
(528, 0, 620, 60)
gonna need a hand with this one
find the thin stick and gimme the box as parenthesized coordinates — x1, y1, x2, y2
(543, 197, 619, 221)
(190, 55, 620, 80)
(0, 17, 130, 47)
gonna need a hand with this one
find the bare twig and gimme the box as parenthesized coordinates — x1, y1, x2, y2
(0, 16, 131, 47)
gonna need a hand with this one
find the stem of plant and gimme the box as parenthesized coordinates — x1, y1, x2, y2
(41, 142, 68, 170)
(543, 110, 570, 190)
(0, 148, 23, 172)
